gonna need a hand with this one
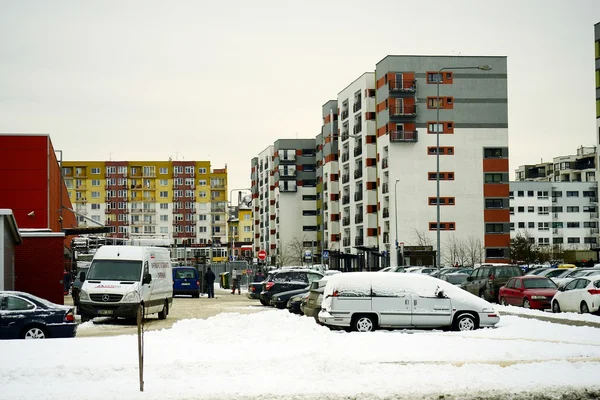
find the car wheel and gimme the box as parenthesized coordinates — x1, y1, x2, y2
(22, 325, 48, 339)
(552, 300, 561, 313)
(523, 298, 531, 309)
(158, 301, 168, 320)
(500, 297, 507, 306)
(259, 299, 270, 306)
(581, 301, 590, 314)
(353, 315, 377, 332)
(453, 314, 477, 332)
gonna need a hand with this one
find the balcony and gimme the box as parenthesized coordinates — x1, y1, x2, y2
(343, 237, 351, 247)
(382, 183, 389, 194)
(354, 192, 363, 202)
(342, 174, 350, 184)
(353, 124, 362, 135)
(354, 169, 363, 179)
(355, 214, 363, 224)
(382, 158, 388, 169)
(342, 217, 350, 226)
(355, 237, 364, 246)
(211, 183, 226, 189)
(342, 195, 350, 205)
(341, 109, 349, 120)
(388, 79, 417, 93)
(390, 130, 418, 143)
(341, 153, 350, 162)
(389, 105, 417, 119)
(383, 208, 389, 218)
(383, 232, 390, 244)
(211, 206, 226, 213)
(354, 145, 362, 156)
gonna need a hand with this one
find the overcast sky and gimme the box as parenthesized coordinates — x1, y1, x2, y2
(1, 0, 599, 196)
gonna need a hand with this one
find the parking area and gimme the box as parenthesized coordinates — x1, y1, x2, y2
(72, 288, 263, 337)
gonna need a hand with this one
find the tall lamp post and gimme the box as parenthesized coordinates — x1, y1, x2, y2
(435, 64, 492, 270)
(394, 179, 400, 266)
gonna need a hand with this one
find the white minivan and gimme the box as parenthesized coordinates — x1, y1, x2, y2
(319, 272, 500, 332)
(78, 246, 173, 322)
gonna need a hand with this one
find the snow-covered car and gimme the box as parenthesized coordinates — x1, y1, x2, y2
(405, 267, 436, 274)
(439, 272, 470, 286)
(552, 269, 599, 288)
(378, 266, 405, 273)
(318, 272, 500, 332)
(551, 275, 600, 314)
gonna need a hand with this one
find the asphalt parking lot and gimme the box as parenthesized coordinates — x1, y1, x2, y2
(71, 288, 263, 337)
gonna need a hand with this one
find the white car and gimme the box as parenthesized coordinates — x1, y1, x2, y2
(318, 272, 500, 332)
(537, 268, 573, 280)
(405, 267, 436, 274)
(552, 269, 599, 288)
(551, 275, 600, 314)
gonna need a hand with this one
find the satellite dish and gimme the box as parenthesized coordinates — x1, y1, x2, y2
(243, 195, 252, 206)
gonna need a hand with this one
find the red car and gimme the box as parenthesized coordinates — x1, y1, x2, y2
(499, 276, 558, 310)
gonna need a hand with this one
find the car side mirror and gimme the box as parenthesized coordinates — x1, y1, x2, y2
(143, 273, 152, 285)
(79, 272, 86, 282)
(466, 276, 473, 282)
(558, 286, 565, 292)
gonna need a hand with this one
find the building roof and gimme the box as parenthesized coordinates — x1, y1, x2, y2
(0, 209, 22, 244)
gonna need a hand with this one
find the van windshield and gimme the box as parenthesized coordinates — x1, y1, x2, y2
(87, 260, 143, 282)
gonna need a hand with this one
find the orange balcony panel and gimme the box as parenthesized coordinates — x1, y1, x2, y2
(483, 184, 509, 198)
(483, 158, 509, 173)
(484, 209, 510, 223)
(484, 234, 510, 248)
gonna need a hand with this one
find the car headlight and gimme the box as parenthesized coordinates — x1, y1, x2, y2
(274, 297, 280, 301)
(79, 290, 90, 301)
(531, 295, 546, 300)
(122, 291, 140, 302)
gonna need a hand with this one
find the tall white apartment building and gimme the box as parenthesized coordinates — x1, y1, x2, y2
(510, 181, 599, 251)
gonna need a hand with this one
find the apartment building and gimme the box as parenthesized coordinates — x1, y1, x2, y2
(251, 140, 318, 266)
(227, 198, 253, 261)
(510, 181, 599, 251)
(374, 55, 509, 266)
(515, 146, 597, 182)
(61, 160, 228, 260)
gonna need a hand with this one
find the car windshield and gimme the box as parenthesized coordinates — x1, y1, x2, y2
(569, 270, 591, 278)
(444, 274, 468, 284)
(524, 278, 556, 289)
(495, 267, 521, 277)
(87, 260, 143, 281)
(545, 269, 569, 278)
(175, 269, 196, 279)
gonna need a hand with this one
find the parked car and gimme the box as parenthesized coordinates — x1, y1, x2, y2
(271, 286, 310, 309)
(0, 291, 77, 339)
(429, 268, 458, 278)
(537, 268, 573, 280)
(260, 269, 323, 306)
(439, 272, 470, 286)
(172, 267, 200, 298)
(552, 275, 600, 314)
(379, 266, 405, 273)
(247, 271, 275, 303)
(71, 266, 90, 309)
(498, 276, 558, 309)
(552, 269, 599, 288)
(526, 268, 550, 276)
(287, 292, 308, 315)
(303, 276, 330, 321)
(405, 267, 436, 274)
(319, 272, 500, 332)
(462, 264, 523, 303)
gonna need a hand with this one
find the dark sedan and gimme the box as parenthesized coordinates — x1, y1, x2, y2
(260, 269, 323, 306)
(0, 291, 77, 339)
(271, 287, 310, 309)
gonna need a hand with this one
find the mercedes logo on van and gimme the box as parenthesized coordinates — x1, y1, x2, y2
(101, 294, 110, 302)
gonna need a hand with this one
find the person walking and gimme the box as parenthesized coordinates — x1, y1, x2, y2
(231, 269, 241, 295)
(204, 267, 216, 298)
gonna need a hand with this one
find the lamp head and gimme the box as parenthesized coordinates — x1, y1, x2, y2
(478, 65, 492, 71)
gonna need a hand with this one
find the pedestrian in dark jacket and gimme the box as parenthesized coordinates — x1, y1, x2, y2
(204, 267, 216, 298)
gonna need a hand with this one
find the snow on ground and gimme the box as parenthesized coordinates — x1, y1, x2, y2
(497, 304, 600, 324)
(2, 311, 600, 400)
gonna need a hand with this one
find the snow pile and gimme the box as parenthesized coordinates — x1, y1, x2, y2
(2, 311, 600, 399)
(498, 304, 600, 324)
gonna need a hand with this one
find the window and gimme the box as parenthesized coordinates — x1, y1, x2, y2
(484, 173, 505, 183)
(509, 207, 514, 214)
(567, 191, 579, 197)
(91, 192, 100, 199)
(428, 222, 456, 231)
(428, 172, 454, 181)
(510, 223, 515, 231)
(486, 248, 507, 259)
(91, 204, 100, 210)
(538, 222, 549, 231)
(538, 207, 549, 215)
(427, 146, 454, 155)
(567, 222, 580, 228)
(244, 226, 251, 232)
(198, 168, 207, 174)
(199, 191, 207, 198)
(160, 203, 168, 210)
(568, 237, 581, 244)
(485, 223, 505, 233)
(585, 237, 598, 244)
(302, 210, 318, 216)
(509, 191, 514, 199)
(159, 179, 168, 186)
(158, 167, 168, 175)
(584, 206, 597, 212)
(159, 215, 168, 222)
(91, 168, 100, 175)
(302, 195, 317, 201)
(552, 222, 564, 228)
(199, 226, 207, 233)
(583, 190, 596, 197)
(554, 237, 564, 244)
(517, 191, 524, 197)
(528, 206, 534, 213)
(199, 214, 207, 221)
(484, 148, 504, 158)
(159, 191, 169, 198)
(518, 206, 524, 213)
(527, 191, 534, 197)
(528, 222, 535, 229)
(537, 191, 549, 198)
(552, 206, 563, 213)
(198, 180, 207, 186)
(567, 206, 580, 213)
(91, 180, 100, 186)
(584, 221, 598, 228)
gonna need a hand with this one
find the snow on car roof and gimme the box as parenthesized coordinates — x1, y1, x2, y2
(323, 272, 491, 309)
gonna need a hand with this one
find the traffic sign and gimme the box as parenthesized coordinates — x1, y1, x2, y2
(323, 251, 329, 259)
(257, 250, 267, 261)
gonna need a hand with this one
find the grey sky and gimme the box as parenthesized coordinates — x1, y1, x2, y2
(1, 0, 599, 194)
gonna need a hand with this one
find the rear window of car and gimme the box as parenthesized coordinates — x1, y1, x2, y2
(445, 274, 468, 284)
(174, 269, 197, 279)
(524, 278, 556, 289)
(494, 267, 522, 277)
(273, 271, 308, 283)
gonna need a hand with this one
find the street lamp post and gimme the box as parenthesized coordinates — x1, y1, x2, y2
(394, 179, 400, 266)
(435, 65, 492, 271)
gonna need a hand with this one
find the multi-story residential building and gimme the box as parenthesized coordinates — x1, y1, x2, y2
(227, 196, 253, 261)
(251, 140, 318, 266)
(374, 55, 509, 266)
(61, 160, 228, 262)
(510, 181, 599, 251)
(515, 146, 597, 183)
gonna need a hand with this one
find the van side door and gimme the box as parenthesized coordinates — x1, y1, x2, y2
(411, 292, 452, 328)
(371, 288, 411, 328)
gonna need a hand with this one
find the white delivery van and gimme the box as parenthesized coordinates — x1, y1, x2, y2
(78, 246, 173, 322)
(318, 272, 499, 332)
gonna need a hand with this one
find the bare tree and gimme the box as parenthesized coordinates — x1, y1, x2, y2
(413, 229, 433, 247)
(285, 236, 307, 266)
(443, 235, 465, 266)
(464, 235, 484, 267)
(275, 241, 295, 267)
